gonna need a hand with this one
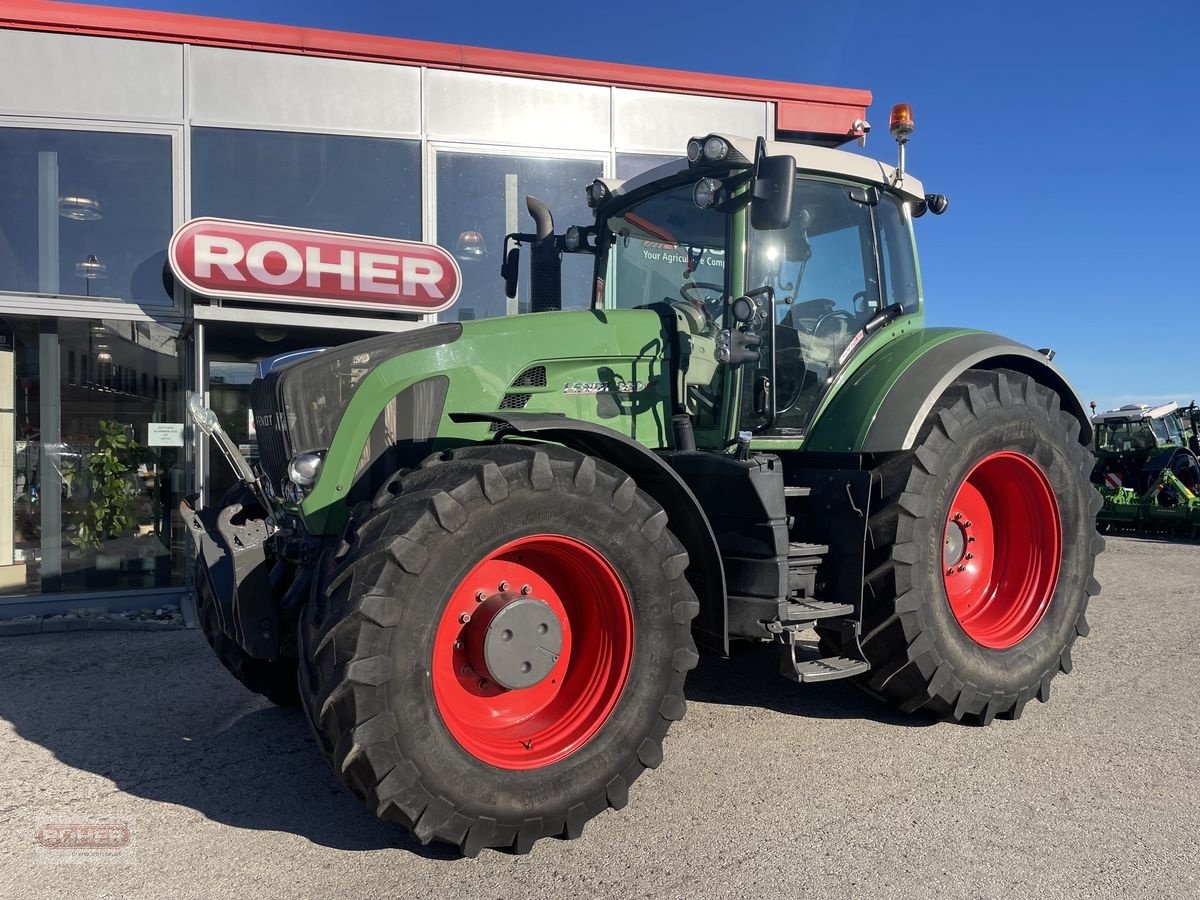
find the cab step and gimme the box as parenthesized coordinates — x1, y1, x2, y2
(781, 599, 854, 623)
(784, 486, 812, 498)
(784, 655, 871, 683)
(778, 629, 870, 683)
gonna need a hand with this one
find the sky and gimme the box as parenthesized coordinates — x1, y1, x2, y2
(83, 0, 1199, 410)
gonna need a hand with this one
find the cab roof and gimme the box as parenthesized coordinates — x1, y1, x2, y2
(609, 133, 925, 203)
(1091, 401, 1179, 424)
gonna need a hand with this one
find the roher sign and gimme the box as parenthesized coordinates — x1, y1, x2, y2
(168, 218, 461, 314)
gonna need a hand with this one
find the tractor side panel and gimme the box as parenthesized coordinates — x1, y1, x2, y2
(803, 329, 1092, 454)
(298, 309, 671, 533)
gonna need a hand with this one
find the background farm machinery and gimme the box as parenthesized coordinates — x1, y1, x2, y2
(1090, 402, 1200, 536)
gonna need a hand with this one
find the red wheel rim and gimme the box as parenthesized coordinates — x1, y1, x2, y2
(432, 535, 634, 770)
(942, 451, 1062, 649)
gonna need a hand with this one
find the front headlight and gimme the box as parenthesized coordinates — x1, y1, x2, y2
(287, 451, 325, 488)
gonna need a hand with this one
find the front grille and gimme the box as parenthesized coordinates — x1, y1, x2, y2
(250, 375, 291, 490)
(512, 365, 547, 387)
(247, 323, 462, 494)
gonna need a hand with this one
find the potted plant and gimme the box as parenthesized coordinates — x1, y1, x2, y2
(71, 420, 144, 585)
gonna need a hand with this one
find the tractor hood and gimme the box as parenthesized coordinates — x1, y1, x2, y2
(249, 310, 671, 533)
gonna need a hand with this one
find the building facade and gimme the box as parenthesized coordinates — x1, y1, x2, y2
(0, 0, 870, 616)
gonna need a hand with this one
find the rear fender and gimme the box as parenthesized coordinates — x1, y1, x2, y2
(451, 411, 728, 655)
(804, 329, 1092, 453)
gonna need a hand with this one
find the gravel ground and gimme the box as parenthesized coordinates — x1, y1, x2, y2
(0, 534, 1196, 900)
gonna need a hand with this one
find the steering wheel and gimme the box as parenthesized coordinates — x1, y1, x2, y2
(812, 309, 856, 339)
(679, 282, 726, 322)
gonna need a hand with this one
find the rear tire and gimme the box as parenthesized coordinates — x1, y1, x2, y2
(298, 443, 698, 856)
(821, 368, 1102, 723)
(195, 484, 300, 707)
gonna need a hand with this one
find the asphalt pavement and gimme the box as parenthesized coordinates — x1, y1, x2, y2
(1, 534, 1197, 900)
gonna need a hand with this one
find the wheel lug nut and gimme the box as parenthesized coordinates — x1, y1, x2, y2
(946, 567, 955, 575)
(964, 521, 972, 527)
(453, 640, 464, 650)
(954, 512, 963, 521)
(475, 590, 487, 602)
(968, 536, 976, 543)
(461, 665, 473, 676)
(498, 581, 509, 592)
(520, 584, 532, 595)
(957, 565, 966, 572)
(459, 612, 471, 624)
(965, 553, 973, 560)
(477, 678, 489, 690)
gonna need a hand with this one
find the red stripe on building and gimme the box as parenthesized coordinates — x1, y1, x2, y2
(1, 0, 872, 143)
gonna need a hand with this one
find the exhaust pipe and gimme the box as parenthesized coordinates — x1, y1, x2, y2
(526, 196, 561, 313)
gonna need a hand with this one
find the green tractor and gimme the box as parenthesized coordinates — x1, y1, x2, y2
(1090, 401, 1200, 535)
(183, 106, 1102, 855)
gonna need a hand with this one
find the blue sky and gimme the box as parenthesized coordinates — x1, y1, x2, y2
(89, 0, 1198, 409)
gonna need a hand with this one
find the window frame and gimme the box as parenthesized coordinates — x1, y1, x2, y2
(0, 117, 184, 321)
(427, 141, 609, 321)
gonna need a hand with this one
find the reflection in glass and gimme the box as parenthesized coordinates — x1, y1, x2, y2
(0, 128, 173, 304)
(2, 317, 186, 597)
(615, 153, 677, 181)
(436, 153, 602, 321)
(192, 128, 422, 240)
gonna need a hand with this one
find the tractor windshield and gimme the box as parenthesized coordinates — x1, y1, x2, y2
(601, 180, 732, 435)
(1095, 422, 1158, 452)
(744, 179, 919, 436)
(603, 181, 730, 316)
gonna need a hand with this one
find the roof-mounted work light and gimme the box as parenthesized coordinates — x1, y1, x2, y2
(585, 179, 611, 209)
(686, 134, 736, 167)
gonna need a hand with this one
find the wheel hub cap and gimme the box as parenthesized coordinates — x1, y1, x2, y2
(467, 593, 564, 690)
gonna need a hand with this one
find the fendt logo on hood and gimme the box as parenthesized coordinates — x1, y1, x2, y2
(168, 218, 462, 314)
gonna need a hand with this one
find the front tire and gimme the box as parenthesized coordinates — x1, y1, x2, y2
(824, 368, 1103, 723)
(298, 443, 699, 856)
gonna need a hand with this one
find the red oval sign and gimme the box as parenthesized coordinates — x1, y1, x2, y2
(168, 218, 461, 313)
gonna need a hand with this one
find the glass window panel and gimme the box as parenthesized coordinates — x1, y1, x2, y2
(1, 316, 186, 598)
(0, 128, 173, 304)
(191, 128, 421, 240)
(435, 153, 603, 321)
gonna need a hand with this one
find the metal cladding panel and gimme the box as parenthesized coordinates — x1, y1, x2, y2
(425, 69, 610, 149)
(189, 46, 421, 134)
(0, 30, 182, 120)
(613, 88, 769, 152)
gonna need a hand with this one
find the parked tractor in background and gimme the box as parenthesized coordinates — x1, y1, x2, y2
(1090, 401, 1200, 536)
(181, 104, 1103, 856)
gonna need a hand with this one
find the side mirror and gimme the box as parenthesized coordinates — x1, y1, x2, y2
(750, 155, 796, 231)
(500, 245, 520, 299)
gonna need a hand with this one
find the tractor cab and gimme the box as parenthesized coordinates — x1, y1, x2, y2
(501, 117, 945, 452)
(1091, 401, 1200, 498)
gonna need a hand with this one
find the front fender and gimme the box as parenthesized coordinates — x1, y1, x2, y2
(452, 411, 728, 655)
(804, 329, 1092, 453)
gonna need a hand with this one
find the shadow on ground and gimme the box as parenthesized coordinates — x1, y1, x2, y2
(684, 640, 936, 728)
(0, 629, 933, 858)
(0, 629, 457, 859)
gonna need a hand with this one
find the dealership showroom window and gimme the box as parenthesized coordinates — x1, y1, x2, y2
(0, 126, 183, 599)
(0, 125, 645, 604)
